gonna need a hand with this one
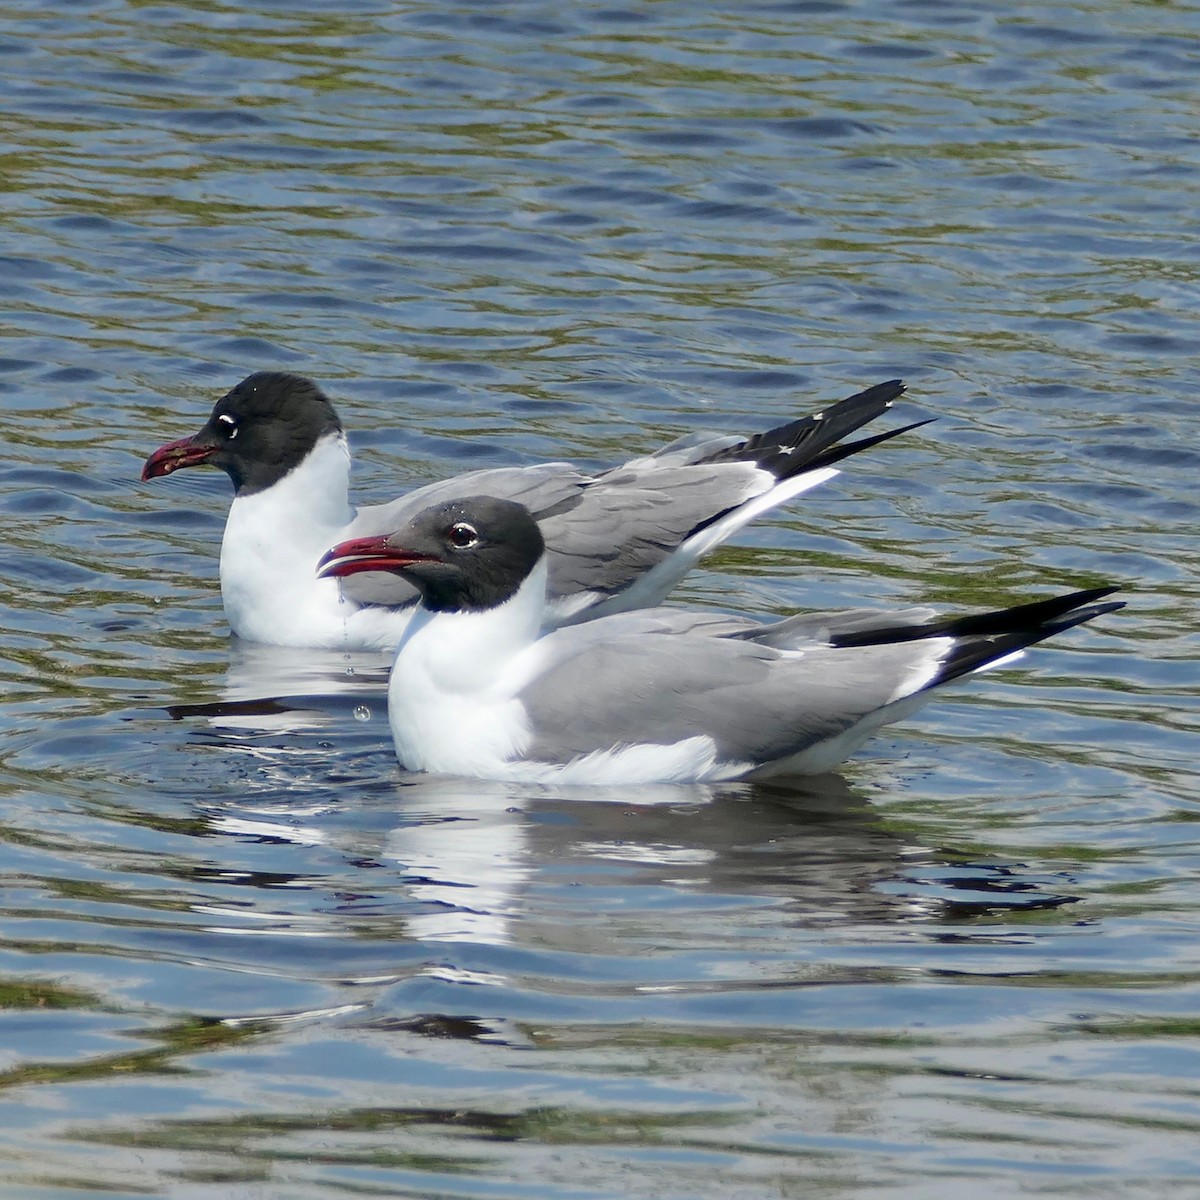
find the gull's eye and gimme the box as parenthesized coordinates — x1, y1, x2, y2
(447, 522, 479, 549)
(216, 413, 239, 440)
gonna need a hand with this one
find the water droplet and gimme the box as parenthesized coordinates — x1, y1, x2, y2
(353, 705, 371, 722)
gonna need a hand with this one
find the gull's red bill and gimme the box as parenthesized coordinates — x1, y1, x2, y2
(141, 436, 218, 481)
(316, 536, 438, 579)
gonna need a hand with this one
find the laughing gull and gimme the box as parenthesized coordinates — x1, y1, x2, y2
(141, 372, 923, 651)
(317, 496, 1123, 785)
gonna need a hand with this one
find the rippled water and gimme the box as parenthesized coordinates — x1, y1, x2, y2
(1, 1, 1198, 1196)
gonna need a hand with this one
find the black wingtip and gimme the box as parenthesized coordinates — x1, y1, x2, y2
(829, 585, 1124, 690)
(930, 590, 1124, 687)
(830, 584, 1124, 649)
(1053, 599, 1126, 626)
(705, 378, 915, 478)
(836, 379, 906, 406)
(940, 585, 1123, 639)
(805, 416, 935, 472)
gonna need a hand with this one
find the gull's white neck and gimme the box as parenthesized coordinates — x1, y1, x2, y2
(387, 557, 548, 775)
(220, 432, 357, 645)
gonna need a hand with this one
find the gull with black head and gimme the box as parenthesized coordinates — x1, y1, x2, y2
(318, 496, 1124, 785)
(142, 371, 924, 650)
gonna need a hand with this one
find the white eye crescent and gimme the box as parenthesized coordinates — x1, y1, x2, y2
(447, 522, 479, 549)
(217, 413, 238, 440)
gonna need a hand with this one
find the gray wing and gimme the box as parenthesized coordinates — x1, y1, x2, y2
(521, 632, 940, 766)
(521, 586, 1123, 766)
(530, 605, 940, 650)
(496, 379, 910, 603)
(536, 461, 773, 599)
(530, 606, 760, 649)
(733, 606, 940, 649)
(336, 379, 908, 612)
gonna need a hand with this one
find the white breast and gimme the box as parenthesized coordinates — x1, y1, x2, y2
(387, 561, 548, 776)
(219, 433, 374, 647)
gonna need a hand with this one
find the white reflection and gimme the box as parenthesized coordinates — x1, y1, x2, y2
(185, 641, 391, 733)
(383, 778, 533, 946)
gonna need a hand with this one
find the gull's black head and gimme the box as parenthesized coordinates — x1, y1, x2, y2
(318, 496, 546, 614)
(142, 372, 344, 495)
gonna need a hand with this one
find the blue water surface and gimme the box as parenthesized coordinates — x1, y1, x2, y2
(0, 1, 1197, 1197)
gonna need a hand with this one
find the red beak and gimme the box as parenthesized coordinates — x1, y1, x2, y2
(316, 536, 438, 579)
(142, 435, 218, 481)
